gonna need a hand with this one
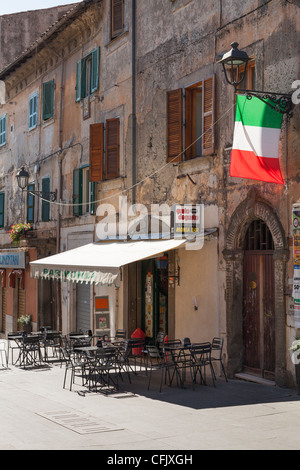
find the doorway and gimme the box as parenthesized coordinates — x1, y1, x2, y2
(142, 255, 168, 340)
(243, 219, 275, 380)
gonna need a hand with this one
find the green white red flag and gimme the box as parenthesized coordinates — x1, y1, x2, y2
(230, 95, 284, 184)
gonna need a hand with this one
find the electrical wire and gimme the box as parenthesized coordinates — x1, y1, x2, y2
(30, 101, 236, 207)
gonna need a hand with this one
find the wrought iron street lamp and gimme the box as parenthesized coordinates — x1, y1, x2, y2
(217, 42, 293, 115)
(16, 166, 57, 201)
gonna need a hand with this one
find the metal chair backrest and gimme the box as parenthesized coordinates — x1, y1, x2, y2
(115, 329, 126, 339)
(146, 345, 162, 359)
(211, 337, 224, 358)
(191, 342, 211, 359)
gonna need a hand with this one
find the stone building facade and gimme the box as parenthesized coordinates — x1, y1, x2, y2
(0, 0, 299, 389)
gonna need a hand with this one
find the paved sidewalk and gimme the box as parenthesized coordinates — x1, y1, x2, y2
(1, 350, 300, 451)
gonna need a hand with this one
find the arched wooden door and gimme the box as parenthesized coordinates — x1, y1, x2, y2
(243, 219, 275, 380)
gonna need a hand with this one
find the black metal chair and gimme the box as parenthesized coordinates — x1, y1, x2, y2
(146, 344, 169, 392)
(115, 329, 127, 339)
(20, 335, 43, 368)
(0, 340, 8, 368)
(190, 342, 215, 388)
(87, 347, 119, 394)
(62, 347, 89, 391)
(211, 337, 228, 382)
(7, 332, 23, 365)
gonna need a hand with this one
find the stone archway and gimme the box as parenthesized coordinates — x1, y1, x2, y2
(223, 190, 289, 386)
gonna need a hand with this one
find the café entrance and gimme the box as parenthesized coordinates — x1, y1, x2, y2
(142, 254, 169, 340)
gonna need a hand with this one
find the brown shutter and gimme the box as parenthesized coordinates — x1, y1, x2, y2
(90, 123, 104, 182)
(167, 89, 183, 162)
(202, 75, 215, 156)
(184, 88, 192, 160)
(105, 118, 120, 180)
(111, 0, 124, 38)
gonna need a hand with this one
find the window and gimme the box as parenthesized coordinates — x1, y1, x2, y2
(29, 92, 38, 130)
(76, 47, 100, 102)
(238, 60, 255, 91)
(43, 80, 54, 121)
(27, 184, 35, 223)
(73, 167, 95, 217)
(167, 75, 215, 162)
(0, 115, 6, 146)
(111, 0, 124, 39)
(89, 118, 120, 181)
(0, 193, 4, 228)
(41, 177, 50, 222)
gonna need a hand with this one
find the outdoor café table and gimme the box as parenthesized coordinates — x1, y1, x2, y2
(75, 346, 119, 392)
(164, 344, 192, 388)
(18, 334, 44, 369)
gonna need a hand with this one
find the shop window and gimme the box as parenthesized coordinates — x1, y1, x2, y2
(167, 75, 215, 162)
(89, 118, 120, 181)
(0, 114, 6, 146)
(42, 80, 54, 121)
(73, 166, 95, 217)
(75, 47, 100, 102)
(27, 183, 35, 223)
(0, 192, 4, 228)
(111, 0, 124, 40)
(41, 177, 50, 222)
(29, 92, 38, 130)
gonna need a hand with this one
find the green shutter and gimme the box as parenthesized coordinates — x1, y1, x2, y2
(0, 193, 4, 228)
(41, 177, 50, 222)
(76, 60, 82, 102)
(43, 80, 54, 121)
(90, 181, 95, 215)
(27, 184, 35, 223)
(73, 169, 82, 216)
(91, 47, 100, 94)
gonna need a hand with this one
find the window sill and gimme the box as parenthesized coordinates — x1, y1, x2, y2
(42, 118, 54, 128)
(105, 30, 129, 52)
(176, 154, 213, 173)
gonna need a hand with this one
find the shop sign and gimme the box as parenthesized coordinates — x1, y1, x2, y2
(0, 251, 25, 269)
(292, 204, 300, 327)
(173, 204, 203, 238)
(42, 268, 96, 282)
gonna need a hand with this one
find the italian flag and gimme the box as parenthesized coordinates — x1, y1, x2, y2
(230, 95, 284, 184)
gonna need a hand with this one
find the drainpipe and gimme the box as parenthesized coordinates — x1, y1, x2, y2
(56, 56, 65, 332)
(132, 0, 136, 205)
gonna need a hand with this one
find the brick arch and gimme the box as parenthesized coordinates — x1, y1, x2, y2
(223, 192, 289, 386)
(225, 195, 287, 253)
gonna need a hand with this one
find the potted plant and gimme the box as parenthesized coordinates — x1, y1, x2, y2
(8, 223, 33, 245)
(289, 336, 300, 394)
(17, 314, 32, 334)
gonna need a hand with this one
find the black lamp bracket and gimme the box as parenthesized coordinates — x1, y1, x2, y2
(237, 89, 293, 116)
(26, 188, 57, 202)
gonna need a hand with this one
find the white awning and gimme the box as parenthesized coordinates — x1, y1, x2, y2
(30, 239, 186, 285)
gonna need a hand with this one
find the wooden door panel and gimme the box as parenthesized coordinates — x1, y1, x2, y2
(243, 253, 260, 369)
(263, 254, 275, 375)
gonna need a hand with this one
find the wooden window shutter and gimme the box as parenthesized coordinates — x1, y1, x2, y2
(76, 60, 82, 102)
(111, 0, 124, 39)
(27, 184, 35, 223)
(41, 177, 50, 222)
(91, 47, 100, 94)
(105, 118, 120, 180)
(184, 88, 192, 160)
(73, 168, 82, 217)
(43, 80, 54, 121)
(167, 89, 183, 162)
(0, 193, 4, 228)
(202, 75, 215, 156)
(90, 123, 104, 182)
